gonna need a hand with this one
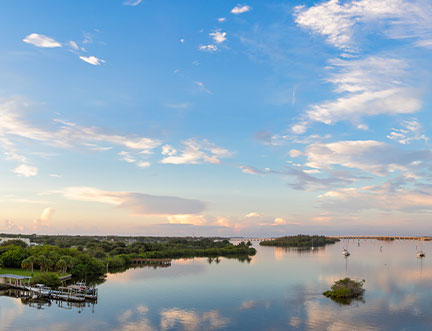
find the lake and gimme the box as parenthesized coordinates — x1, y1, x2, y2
(1, 239, 431, 330)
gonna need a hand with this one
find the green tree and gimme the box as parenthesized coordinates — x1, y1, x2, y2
(21, 256, 35, 274)
(56, 259, 67, 274)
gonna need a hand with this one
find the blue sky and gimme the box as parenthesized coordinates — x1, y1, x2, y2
(1, 0, 432, 236)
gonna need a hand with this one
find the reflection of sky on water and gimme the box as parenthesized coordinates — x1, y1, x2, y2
(1, 240, 432, 330)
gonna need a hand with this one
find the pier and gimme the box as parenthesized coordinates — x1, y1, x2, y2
(231, 236, 432, 242)
(0, 274, 98, 303)
(328, 236, 432, 241)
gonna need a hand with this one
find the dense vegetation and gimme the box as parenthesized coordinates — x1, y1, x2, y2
(0, 236, 256, 282)
(260, 235, 339, 247)
(323, 278, 365, 304)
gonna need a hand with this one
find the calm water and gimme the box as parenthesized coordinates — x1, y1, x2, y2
(1, 240, 432, 330)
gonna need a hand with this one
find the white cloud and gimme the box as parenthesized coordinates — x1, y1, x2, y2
(304, 140, 429, 176)
(194, 81, 212, 94)
(216, 217, 231, 228)
(387, 119, 428, 144)
(291, 122, 308, 134)
(23, 33, 61, 48)
(167, 214, 207, 226)
(124, 0, 143, 6)
(161, 138, 231, 165)
(79, 56, 105, 66)
(289, 149, 303, 158)
(218, 17, 226, 23)
(13, 164, 38, 177)
(273, 217, 286, 225)
(320, 184, 432, 212)
(293, 56, 421, 131)
(239, 165, 259, 175)
(33, 207, 54, 230)
(199, 45, 218, 52)
(161, 145, 177, 156)
(60, 186, 206, 216)
(0, 97, 161, 173)
(245, 212, 261, 218)
(68, 40, 79, 50)
(231, 5, 251, 15)
(209, 31, 227, 44)
(294, 0, 432, 50)
(3, 220, 24, 232)
(137, 161, 150, 168)
(0, 97, 161, 153)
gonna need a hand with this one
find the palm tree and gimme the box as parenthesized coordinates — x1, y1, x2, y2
(56, 259, 67, 274)
(21, 256, 35, 275)
(61, 255, 75, 273)
(21, 258, 30, 271)
(35, 255, 48, 272)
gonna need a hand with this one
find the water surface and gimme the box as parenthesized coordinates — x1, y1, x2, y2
(1, 240, 431, 330)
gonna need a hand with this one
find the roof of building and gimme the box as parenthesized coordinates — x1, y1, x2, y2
(0, 274, 32, 279)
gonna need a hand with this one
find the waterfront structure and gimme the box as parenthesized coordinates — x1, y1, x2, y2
(0, 274, 31, 287)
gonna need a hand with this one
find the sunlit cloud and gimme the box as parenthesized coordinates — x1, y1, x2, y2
(59, 186, 206, 216)
(33, 207, 54, 230)
(79, 55, 105, 66)
(12, 164, 38, 177)
(167, 214, 207, 226)
(295, 0, 432, 50)
(160, 138, 231, 165)
(292, 56, 421, 132)
(231, 5, 251, 15)
(23, 33, 62, 48)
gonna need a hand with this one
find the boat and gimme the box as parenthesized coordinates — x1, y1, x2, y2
(417, 251, 425, 258)
(67, 282, 98, 300)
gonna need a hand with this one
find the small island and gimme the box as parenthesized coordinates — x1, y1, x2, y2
(259, 235, 339, 247)
(323, 278, 365, 304)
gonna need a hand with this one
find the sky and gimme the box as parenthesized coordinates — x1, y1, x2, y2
(1, 0, 432, 236)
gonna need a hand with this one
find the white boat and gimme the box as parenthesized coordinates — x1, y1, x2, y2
(342, 248, 350, 256)
(417, 251, 425, 258)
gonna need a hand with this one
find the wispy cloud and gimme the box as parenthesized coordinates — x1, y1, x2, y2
(231, 5, 251, 15)
(0, 97, 161, 175)
(79, 55, 105, 66)
(161, 138, 231, 165)
(23, 32, 105, 65)
(199, 44, 218, 52)
(123, 0, 143, 6)
(387, 119, 428, 144)
(295, 0, 432, 51)
(291, 56, 421, 132)
(60, 186, 206, 215)
(23, 33, 61, 48)
(194, 81, 212, 94)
